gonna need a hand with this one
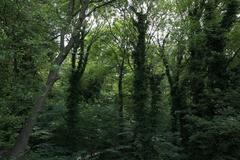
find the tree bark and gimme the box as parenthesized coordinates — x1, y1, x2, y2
(118, 57, 125, 132)
(9, 37, 74, 160)
(131, 11, 149, 160)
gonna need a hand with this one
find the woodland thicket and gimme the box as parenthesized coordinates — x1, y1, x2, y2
(0, 0, 240, 160)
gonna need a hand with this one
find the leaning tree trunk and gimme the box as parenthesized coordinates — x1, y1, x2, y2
(9, 74, 56, 158)
(9, 37, 74, 159)
(8, 0, 92, 158)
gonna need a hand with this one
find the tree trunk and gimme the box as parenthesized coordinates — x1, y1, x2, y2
(131, 12, 149, 160)
(118, 57, 125, 132)
(148, 73, 163, 160)
(9, 37, 74, 159)
(9, 76, 55, 159)
(65, 71, 83, 151)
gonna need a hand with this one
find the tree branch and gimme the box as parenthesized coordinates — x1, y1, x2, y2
(87, 0, 117, 16)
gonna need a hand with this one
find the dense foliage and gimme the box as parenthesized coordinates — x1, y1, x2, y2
(0, 0, 239, 160)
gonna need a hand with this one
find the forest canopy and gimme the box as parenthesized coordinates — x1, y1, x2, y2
(0, 0, 240, 160)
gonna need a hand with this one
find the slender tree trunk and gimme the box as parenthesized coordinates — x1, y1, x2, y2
(118, 57, 125, 132)
(9, 37, 74, 159)
(9, 76, 55, 159)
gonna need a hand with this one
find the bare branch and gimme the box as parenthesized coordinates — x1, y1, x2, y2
(87, 0, 117, 16)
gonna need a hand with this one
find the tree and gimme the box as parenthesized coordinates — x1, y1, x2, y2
(130, 4, 151, 160)
(65, 25, 99, 151)
(8, 0, 116, 159)
(1, 0, 239, 160)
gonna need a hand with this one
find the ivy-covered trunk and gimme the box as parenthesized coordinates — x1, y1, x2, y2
(65, 70, 83, 151)
(148, 73, 163, 160)
(185, 1, 239, 159)
(132, 12, 150, 160)
(65, 25, 96, 151)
